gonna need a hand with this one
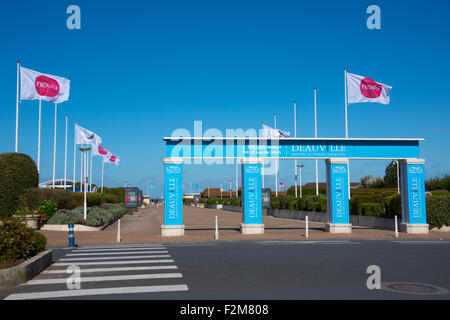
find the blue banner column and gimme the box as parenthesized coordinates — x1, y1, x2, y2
(325, 158, 352, 233)
(240, 158, 264, 234)
(399, 158, 429, 233)
(161, 157, 185, 236)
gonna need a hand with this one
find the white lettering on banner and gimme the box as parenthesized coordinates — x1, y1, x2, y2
(291, 144, 346, 154)
(411, 177, 421, 218)
(168, 177, 176, 219)
(335, 178, 344, 218)
(248, 178, 256, 218)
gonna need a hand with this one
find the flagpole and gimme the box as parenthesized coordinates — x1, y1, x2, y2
(80, 146, 83, 193)
(345, 68, 351, 199)
(294, 101, 297, 198)
(37, 99, 42, 174)
(73, 122, 76, 192)
(235, 160, 238, 197)
(344, 68, 348, 138)
(89, 148, 93, 192)
(101, 157, 104, 194)
(274, 113, 278, 197)
(314, 88, 318, 196)
(64, 114, 68, 189)
(15, 60, 20, 153)
(52, 103, 58, 188)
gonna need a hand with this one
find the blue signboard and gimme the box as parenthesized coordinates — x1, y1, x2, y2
(165, 138, 421, 159)
(326, 162, 349, 224)
(164, 163, 183, 225)
(241, 163, 262, 225)
(405, 164, 426, 224)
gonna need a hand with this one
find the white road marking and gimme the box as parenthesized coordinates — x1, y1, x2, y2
(256, 240, 360, 245)
(74, 244, 164, 250)
(5, 284, 189, 300)
(73, 247, 166, 253)
(59, 254, 170, 261)
(53, 259, 175, 266)
(44, 265, 178, 274)
(67, 250, 169, 256)
(393, 241, 450, 244)
(27, 273, 183, 285)
(165, 243, 217, 247)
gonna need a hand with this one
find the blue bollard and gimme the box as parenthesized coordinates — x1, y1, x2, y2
(68, 224, 75, 247)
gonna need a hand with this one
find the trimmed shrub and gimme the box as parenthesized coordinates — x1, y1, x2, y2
(0, 219, 46, 262)
(47, 203, 126, 227)
(426, 196, 450, 228)
(0, 153, 39, 218)
(32, 232, 47, 253)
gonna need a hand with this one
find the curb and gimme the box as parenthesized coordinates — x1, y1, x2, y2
(0, 249, 53, 290)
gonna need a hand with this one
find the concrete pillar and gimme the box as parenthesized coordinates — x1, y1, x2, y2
(161, 157, 184, 236)
(240, 158, 264, 234)
(399, 158, 429, 233)
(325, 158, 352, 233)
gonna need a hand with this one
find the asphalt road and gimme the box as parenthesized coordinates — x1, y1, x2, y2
(1, 240, 450, 300)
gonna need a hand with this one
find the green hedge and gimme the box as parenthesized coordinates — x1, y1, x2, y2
(0, 153, 39, 218)
(18, 188, 73, 211)
(0, 219, 46, 263)
(101, 187, 125, 203)
(47, 203, 126, 227)
(18, 188, 120, 212)
(426, 196, 450, 228)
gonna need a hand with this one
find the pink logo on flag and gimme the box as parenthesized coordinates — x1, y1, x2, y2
(35, 75, 60, 97)
(360, 78, 382, 98)
(109, 155, 117, 162)
(98, 146, 109, 156)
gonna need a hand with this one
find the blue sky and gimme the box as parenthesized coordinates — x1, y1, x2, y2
(0, 0, 449, 198)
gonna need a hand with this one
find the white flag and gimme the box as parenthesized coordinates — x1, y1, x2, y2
(20, 66, 70, 103)
(347, 72, 392, 105)
(261, 124, 290, 138)
(93, 145, 111, 158)
(105, 154, 120, 166)
(75, 124, 102, 146)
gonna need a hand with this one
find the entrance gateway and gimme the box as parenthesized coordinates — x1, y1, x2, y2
(161, 137, 428, 236)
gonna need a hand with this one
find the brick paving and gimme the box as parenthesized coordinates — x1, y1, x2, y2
(39, 204, 450, 247)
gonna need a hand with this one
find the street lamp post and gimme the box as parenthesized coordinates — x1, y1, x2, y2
(297, 164, 304, 198)
(228, 179, 232, 198)
(79, 146, 92, 220)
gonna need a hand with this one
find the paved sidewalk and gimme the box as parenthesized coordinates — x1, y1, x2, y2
(39, 204, 450, 247)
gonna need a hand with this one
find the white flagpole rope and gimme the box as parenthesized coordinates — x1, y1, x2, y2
(101, 157, 104, 194)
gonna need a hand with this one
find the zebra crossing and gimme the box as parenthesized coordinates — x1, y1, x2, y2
(4, 244, 189, 300)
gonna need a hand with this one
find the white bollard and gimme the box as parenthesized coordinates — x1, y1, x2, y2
(117, 219, 121, 242)
(214, 216, 219, 240)
(305, 215, 309, 239)
(394, 215, 398, 238)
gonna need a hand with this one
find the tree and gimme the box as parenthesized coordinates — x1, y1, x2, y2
(383, 160, 398, 188)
